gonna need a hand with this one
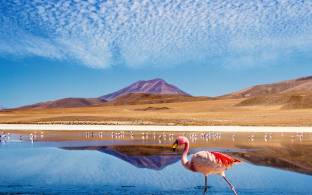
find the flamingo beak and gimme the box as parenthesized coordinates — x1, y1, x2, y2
(172, 140, 178, 152)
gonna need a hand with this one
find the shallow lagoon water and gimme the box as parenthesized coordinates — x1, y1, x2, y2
(0, 130, 312, 194)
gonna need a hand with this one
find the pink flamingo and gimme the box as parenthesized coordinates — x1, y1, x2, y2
(172, 136, 240, 194)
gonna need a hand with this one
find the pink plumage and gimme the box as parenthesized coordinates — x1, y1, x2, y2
(172, 136, 240, 194)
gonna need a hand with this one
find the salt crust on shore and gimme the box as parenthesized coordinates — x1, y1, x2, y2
(0, 124, 311, 132)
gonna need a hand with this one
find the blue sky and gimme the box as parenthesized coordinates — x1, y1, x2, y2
(1, 0, 312, 108)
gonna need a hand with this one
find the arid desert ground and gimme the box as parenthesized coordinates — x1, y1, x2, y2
(1, 98, 312, 126)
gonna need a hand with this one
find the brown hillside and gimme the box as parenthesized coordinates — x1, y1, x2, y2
(16, 93, 210, 110)
(223, 76, 312, 98)
(237, 92, 312, 109)
(107, 93, 211, 105)
(18, 98, 106, 109)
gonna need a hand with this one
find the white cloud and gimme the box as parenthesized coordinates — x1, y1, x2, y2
(0, 32, 63, 60)
(0, 0, 311, 69)
(222, 34, 312, 69)
(57, 38, 112, 68)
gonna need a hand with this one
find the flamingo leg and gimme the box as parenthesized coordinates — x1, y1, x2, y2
(203, 176, 208, 195)
(222, 176, 238, 195)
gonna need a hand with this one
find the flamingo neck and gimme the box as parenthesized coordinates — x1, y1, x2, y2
(181, 141, 190, 166)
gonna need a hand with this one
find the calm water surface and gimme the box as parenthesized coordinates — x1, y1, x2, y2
(0, 130, 311, 194)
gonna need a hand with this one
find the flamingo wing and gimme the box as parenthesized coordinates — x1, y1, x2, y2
(189, 151, 240, 175)
(210, 152, 240, 166)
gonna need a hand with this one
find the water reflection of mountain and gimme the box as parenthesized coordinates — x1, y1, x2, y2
(23, 129, 311, 175)
(61, 142, 312, 175)
(232, 143, 312, 175)
(62, 145, 180, 170)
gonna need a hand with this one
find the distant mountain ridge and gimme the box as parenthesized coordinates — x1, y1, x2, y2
(223, 75, 312, 98)
(100, 78, 190, 101)
(11, 75, 312, 110)
(229, 75, 312, 109)
(19, 98, 106, 109)
(14, 78, 193, 109)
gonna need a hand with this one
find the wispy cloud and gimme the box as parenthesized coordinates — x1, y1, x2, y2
(0, 0, 311, 68)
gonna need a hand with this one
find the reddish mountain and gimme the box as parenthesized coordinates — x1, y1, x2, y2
(19, 98, 106, 109)
(223, 76, 312, 98)
(100, 78, 190, 101)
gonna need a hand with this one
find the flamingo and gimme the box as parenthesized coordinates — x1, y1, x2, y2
(172, 136, 240, 194)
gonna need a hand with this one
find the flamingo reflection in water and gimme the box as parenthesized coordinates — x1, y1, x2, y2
(172, 136, 240, 194)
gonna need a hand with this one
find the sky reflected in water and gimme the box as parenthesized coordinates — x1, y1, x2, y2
(0, 130, 311, 194)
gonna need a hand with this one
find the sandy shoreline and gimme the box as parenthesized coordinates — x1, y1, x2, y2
(0, 124, 312, 132)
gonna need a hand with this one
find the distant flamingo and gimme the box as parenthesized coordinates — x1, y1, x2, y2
(172, 136, 240, 194)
